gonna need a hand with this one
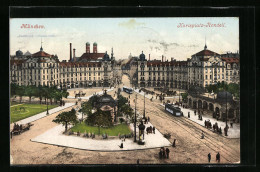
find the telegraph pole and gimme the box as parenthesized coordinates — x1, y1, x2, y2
(143, 84, 146, 119)
(134, 93, 137, 142)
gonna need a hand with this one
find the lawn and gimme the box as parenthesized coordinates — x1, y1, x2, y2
(71, 123, 132, 136)
(10, 104, 58, 123)
(10, 102, 21, 106)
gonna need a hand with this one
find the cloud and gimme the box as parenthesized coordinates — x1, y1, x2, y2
(118, 19, 145, 29)
(147, 39, 180, 53)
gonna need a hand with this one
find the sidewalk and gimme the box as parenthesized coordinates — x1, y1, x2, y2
(14, 103, 75, 125)
(160, 104, 240, 139)
(31, 121, 171, 151)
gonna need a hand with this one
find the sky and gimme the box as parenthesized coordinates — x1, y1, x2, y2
(10, 17, 239, 61)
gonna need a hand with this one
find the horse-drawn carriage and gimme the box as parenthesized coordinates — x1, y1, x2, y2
(11, 123, 34, 135)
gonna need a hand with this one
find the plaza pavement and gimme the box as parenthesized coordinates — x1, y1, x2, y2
(31, 121, 171, 151)
(14, 103, 75, 125)
(67, 87, 114, 100)
(160, 104, 240, 138)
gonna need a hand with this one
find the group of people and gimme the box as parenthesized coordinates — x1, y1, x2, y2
(59, 100, 65, 106)
(208, 152, 221, 163)
(144, 116, 150, 124)
(212, 122, 222, 135)
(81, 132, 95, 139)
(159, 147, 170, 159)
(146, 126, 156, 134)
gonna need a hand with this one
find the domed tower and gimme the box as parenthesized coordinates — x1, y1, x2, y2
(139, 51, 146, 61)
(93, 42, 97, 53)
(103, 51, 110, 61)
(16, 50, 23, 57)
(86, 42, 90, 53)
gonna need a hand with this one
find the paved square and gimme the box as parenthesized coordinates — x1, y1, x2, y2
(31, 122, 171, 151)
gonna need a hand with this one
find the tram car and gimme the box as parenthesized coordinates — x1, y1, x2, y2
(122, 86, 133, 94)
(165, 103, 183, 117)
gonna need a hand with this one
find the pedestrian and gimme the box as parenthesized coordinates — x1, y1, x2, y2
(216, 152, 220, 163)
(194, 110, 196, 116)
(172, 139, 176, 147)
(159, 149, 163, 159)
(208, 153, 211, 162)
(162, 147, 166, 158)
(188, 112, 190, 118)
(166, 148, 170, 159)
(230, 121, 233, 128)
(148, 116, 150, 122)
(201, 131, 205, 139)
(119, 142, 123, 148)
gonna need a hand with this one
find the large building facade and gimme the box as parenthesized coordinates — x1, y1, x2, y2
(136, 44, 239, 89)
(10, 42, 115, 88)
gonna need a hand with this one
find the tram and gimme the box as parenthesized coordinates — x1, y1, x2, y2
(122, 86, 133, 94)
(165, 103, 183, 117)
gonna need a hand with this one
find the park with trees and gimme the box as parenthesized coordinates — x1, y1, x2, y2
(57, 93, 133, 136)
(10, 83, 69, 123)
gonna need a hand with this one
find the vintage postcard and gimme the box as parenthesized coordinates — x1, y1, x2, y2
(10, 17, 240, 164)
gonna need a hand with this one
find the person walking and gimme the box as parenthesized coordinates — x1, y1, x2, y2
(188, 112, 190, 118)
(208, 153, 211, 162)
(166, 148, 170, 159)
(216, 152, 220, 163)
(162, 147, 166, 158)
(194, 110, 196, 116)
(153, 126, 155, 134)
(201, 131, 205, 139)
(172, 139, 176, 147)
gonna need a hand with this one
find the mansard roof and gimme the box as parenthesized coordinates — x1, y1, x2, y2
(221, 57, 239, 64)
(192, 49, 219, 57)
(79, 53, 105, 61)
(59, 61, 102, 67)
(32, 50, 52, 57)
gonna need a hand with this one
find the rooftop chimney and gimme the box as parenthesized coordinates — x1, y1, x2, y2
(73, 48, 76, 61)
(70, 43, 72, 61)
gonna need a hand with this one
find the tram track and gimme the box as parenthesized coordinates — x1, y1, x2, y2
(126, 92, 240, 163)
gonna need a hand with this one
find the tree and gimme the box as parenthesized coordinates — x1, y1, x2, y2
(181, 92, 188, 103)
(52, 108, 78, 132)
(79, 101, 93, 122)
(117, 95, 128, 111)
(120, 104, 133, 118)
(10, 83, 18, 97)
(93, 110, 112, 135)
(35, 85, 44, 104)
(42, 86, 50, 104)
(25, 85, 37, 103)
(16, 85, 26, 103)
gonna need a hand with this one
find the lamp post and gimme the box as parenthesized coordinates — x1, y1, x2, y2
(46, 99, 49, 115)
(134, 94, 137, 142)
(143, 83, 146, 119)
(225, 84, 228, 136)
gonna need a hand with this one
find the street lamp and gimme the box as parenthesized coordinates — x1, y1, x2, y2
(134, 94, 137, 142)
(143, 83, 146, 119)
(225, 84, 228, 136)
(46, 99, 49, 115)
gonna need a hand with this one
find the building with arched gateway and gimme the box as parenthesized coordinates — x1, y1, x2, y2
(186, 85, 240, 123)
